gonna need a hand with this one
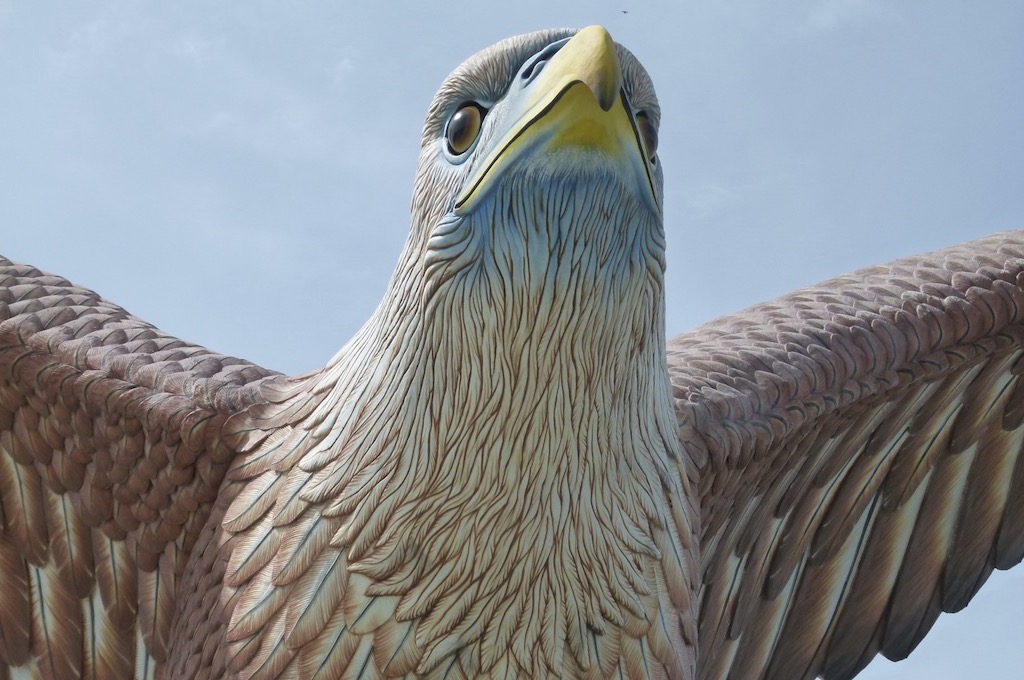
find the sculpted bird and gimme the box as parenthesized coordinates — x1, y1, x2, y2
(2, 25, 1023, 680)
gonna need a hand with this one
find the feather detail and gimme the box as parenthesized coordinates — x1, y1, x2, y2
(0, 451, 48, 566)
(880, 367, 970, 509)
(0, 256, 273, 680)
(340, 635, 382, 680)
(765, 498, 878, 679)
(224, 514, 282, 588)
(133, 626, 155, 680)
(284, 549, 348, 648)
(137, 554, 175, 662)
(46, 491, 95, 599)
(882, 445, 976, 658)
(83, 593, 135, 680)
(994, 421, 1024, 568)
(809, 382, 928, 564)
(243, 608, 295, 680)
(222, 470, 282, 534)
(0, 534, 31, 664)
(271, 510, 338, 587)
(820, 474, 928, 679)
(271, 467, 314, 528)
(344, 574, 399, 636)
(93, 533, 138, 630)
(943, 413, 1022, 610)
(30, 561, 84, 680)
(227, 565, 288, 643)
(683, 234, 1024, 679)
(372, 618, 420, 676)
(297, 607, 360, 680)
(646, 596, 685, 680)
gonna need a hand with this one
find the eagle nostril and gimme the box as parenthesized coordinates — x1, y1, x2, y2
(519, 37, 570, 86)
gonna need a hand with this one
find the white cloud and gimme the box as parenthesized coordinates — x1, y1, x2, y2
(73, 18, 132, 52)
(680, 183, 741, 219)
(332, 57, 355, 88)
(189, 101, 336, 159)
(806, 0, 903, 32)
(43, 17, 135, 74)
(173, 30, 214, 62)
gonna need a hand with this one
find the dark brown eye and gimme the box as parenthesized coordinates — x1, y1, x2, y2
(636, 111, 658, 163)
(446, 103, 485, 155)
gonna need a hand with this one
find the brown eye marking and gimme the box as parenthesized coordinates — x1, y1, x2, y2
(446, 103, 486, 156)
(636, 111, 658, 163)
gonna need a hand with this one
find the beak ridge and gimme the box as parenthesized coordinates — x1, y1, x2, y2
(561, 25, 623, 111)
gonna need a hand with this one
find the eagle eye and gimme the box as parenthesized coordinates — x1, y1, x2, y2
(635, 111, 658, 163)
(446, 103, 486, 156)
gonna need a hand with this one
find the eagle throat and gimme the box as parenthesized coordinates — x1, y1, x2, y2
(224, 159, 697, 678)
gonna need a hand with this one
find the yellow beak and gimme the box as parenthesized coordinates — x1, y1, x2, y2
(454, 26, 658, 214)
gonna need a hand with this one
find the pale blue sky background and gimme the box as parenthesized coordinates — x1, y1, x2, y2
(2, 2, 1023, 677)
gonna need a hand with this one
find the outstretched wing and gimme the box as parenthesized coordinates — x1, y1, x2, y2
(668, 232, 1024, 680)
(0, 257, 278, 679)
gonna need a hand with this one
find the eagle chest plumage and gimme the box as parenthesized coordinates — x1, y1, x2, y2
(205, 27, 698, 678)
(3, 23, 1024, 680)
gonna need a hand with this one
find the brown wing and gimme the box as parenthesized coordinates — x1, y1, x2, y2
(0, 257, 278, 679)
(667, 232, 1024, 680)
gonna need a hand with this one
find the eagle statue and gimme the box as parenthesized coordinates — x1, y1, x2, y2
(1, 25, 1022, 680)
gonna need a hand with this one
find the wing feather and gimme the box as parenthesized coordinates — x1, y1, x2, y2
(0, 534, 32, 665)
(943, 401, 1023, 610)
(0, 447, 48, 564)
(137, 547, 176, 661)
(83, 592, 135, 680)
(672, 232, 1024, 679)
(31, 559, 84, 680)
(994, 428, 1024, 567)
(0, 256, 277, 678)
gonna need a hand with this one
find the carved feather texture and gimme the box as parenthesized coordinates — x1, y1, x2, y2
(2, 25, 1024, 680)
(0, 259, 275, 678)
(673, 233, 1024, 679)
(205, 26, 697, 680)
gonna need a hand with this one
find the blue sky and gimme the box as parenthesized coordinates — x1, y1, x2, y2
(2, 2, 1023, 677)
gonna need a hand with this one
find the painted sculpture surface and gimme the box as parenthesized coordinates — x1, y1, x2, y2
(1, 26, 1023, 680)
